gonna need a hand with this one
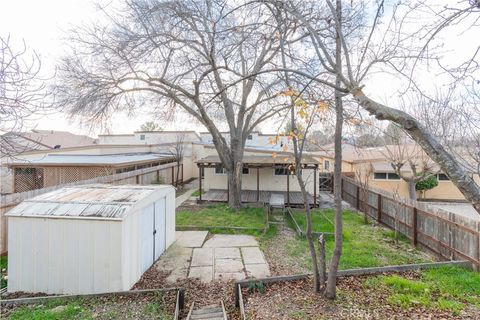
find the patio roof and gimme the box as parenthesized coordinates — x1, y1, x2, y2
(196, 154, 319, 168)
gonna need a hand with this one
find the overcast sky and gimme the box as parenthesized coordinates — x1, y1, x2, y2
(1, 0, 477, 138)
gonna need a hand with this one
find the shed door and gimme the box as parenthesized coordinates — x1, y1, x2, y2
(154, 198, 166, 260)
(139, 204, 154, 274)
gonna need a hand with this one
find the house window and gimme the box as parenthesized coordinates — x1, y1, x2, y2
(242, 166, 249, 175)
(140, 134, 145, 141)
(247, 134, 253, 140)
(373, 172, 400, 180)
(215, 165, 226, 175)
(274, 168, 289, 175)
(324, 160, 330, 170)
(437, 173, 449, 181)
(387, 173, 400, 180)
(374, 172, 387, 180)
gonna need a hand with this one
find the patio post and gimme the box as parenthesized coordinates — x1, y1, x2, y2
(256, 167, 260, 202)
(287, 170, 290, 207)
(198, 165, 202, 202)
(313, 165, 317, 207)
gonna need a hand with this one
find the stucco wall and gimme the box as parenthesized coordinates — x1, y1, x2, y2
(202, 167, 316, 194)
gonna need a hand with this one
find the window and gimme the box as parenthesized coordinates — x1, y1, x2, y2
(140, 134, 145, 141)
(242, 166, 249, 175)
(324, 160, 330, 170)
(247, 134, 253, 140)
(374, 172, 387, 180)
(387, 173, 400, 180)
(215, 165, 226, 174)
(274, 167, 289, 175)
(373, 172, 400, 180)
(437, 173, 449, 181)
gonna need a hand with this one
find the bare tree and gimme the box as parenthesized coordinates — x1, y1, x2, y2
(56, 0, 288, 209)
(167, 133, 185, 187)
(139, 121, 163, 132)
(0, 35, 48, 158)
(267, 0, 480, 213)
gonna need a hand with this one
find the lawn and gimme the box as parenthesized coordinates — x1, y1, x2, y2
(286, 209, 431, 270)
(176, 204, 266, 230)
(1, 255, 7, 288)
(2, 291, 176, 320)
(363, 266, 480, 315)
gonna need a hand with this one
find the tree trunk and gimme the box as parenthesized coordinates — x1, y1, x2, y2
(325, 0, 344, 300)
(407, 180, 417, 201)
(299, 170, 320, 293)
(227, 161, 243, 210)
(176, 162, 181, 186)
(318, 234, 327, 289)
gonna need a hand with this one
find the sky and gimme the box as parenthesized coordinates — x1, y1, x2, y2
(1, 0, 477, 138)
(0, 0, 199, 136)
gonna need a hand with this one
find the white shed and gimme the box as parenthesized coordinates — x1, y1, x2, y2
(6, 184, 176, 295)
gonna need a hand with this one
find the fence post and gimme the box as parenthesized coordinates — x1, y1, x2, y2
(356, 185, 360, 210)
(156, 170, 160, 182)
(377, 193, 382, 222)
(412, 207, 418, 246)
(135, 174, 140, 184)
(171, 166, 175, 186)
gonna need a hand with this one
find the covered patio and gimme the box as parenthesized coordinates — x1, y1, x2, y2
(196, 154, 319, 207)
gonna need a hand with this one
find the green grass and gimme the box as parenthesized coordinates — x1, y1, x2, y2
(176, 204, 265, 230)
(286, 209, 431, 270)
(190, 189, 204, 197)
(1, 255, 7, 288)
(9, 300, 88, 320)
(364, 266, 480, 315)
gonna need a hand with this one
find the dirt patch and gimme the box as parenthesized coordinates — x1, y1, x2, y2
(1, 291, 177, 319)
(242, 274, 480, 320)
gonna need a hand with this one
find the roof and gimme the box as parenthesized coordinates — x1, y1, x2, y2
(6, 184, 173, 220)
(371, 161, 441, 174)
(20, 129, 95, 149)
(8, 153, 174, 167)
(196, 154, 319, 166)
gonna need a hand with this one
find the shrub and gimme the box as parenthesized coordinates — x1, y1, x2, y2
(415, 174, 438, 191)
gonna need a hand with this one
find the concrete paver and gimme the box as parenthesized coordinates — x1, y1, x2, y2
(189, 266, 214, 282)
(215, 258, 244, 273)
(191, 248, 214, 267)
(214, 247, 241, 259)
(203, 234, 259, 248)
(241, 247, 266, 264)
(156, 231, 270, 283)
(245, 263, 270, 278)
(175, 231, 208, 247)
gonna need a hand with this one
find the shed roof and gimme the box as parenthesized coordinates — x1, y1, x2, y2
(6, 184, 173, 220)
(8, 153, 173, 167)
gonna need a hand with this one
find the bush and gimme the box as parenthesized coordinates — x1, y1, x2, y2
(415, 175, 438, 191)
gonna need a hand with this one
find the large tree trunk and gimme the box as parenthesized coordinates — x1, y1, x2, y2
(351, 89, 480, 214)
(407, 180, 417, 201)
(325, 0, 344, 299)
(227, 160, 243, 210)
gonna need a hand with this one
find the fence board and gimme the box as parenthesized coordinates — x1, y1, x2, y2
(341, 176, 479, 270)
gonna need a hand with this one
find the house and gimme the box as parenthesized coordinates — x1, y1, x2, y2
(1, 130, 96, 194)
(315, 142, 480, 201)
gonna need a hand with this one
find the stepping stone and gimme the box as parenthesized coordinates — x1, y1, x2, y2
(214, 247, 241, 259)
(215, 258, 244, 273)
(245, 263, 270, 278)
(241, 247, 266, 264)
(203, 234, 258, 248)
(188, 266, 213, 283)
(175, 231, 208, 248)
(191, 248, 214, 267)
(214, 272, 245, 281)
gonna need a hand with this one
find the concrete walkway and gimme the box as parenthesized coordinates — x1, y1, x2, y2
(175, 179, 198, 208)
(155, 232, 270, 283)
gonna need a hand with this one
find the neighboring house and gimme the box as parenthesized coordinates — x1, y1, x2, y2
(1, 130, 96, 194)
(315, 142, 480, 201)
(199, 131, 294, 151)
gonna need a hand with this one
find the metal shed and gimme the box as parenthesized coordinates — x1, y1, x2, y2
(6, 184, 176, 295)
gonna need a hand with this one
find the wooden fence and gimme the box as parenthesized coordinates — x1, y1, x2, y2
(0, 162, 183, 255)
(341, 176, 480, 270)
